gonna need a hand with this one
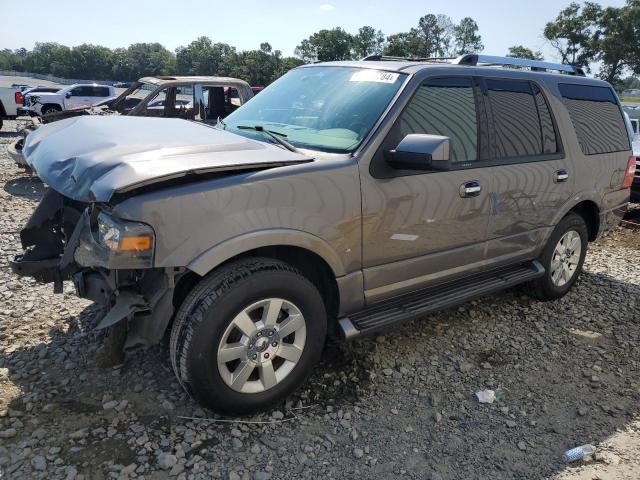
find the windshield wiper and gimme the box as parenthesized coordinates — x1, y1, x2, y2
(236, 125, 299, 153)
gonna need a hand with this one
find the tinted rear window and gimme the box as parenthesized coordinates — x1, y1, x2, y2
(486, 79, 548, 159)
(559, 83, 629, 155)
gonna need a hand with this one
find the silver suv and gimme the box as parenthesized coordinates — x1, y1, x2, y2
(11, 55, 635, 413)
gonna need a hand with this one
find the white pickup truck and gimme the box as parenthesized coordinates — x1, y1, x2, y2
(0, 86, 23, 130)
(28, 84, 116, 116)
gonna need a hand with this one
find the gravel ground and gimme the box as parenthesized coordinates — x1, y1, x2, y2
(1, 120, 639, 480)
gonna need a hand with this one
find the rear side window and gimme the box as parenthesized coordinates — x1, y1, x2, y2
(398, 77, 478, 163)
(486, 79, 556, 159)
(93, 87, 111, 97)
(559, 83, 629, 155)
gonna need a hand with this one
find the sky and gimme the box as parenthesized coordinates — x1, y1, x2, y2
(0, 0, 629, 61)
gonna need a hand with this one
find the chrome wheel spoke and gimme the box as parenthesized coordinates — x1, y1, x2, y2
(259, 362, 278, 389)
(277, 344, 303, 362)
(218, 342, 247, 363)
(263, 299, 283, 327)
(232, 311, 257, 337)
(568, 253, 580, 265)
(218, 297, 307, 394)
(230, 361, 254, 390)
(277, 313, 304, 338)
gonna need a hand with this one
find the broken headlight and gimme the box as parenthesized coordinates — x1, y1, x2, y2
(74, 211, 155, 269)
(96, 212, 155, 263)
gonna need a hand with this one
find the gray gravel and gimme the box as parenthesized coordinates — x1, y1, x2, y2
(1, 120, 639, 479)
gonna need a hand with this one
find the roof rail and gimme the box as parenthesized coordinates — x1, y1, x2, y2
(361, 53, 586, 76)
(453, 54, 586, 76)
(361, 55, 456, 63)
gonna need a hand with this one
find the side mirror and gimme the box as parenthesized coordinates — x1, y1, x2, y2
(65, 92, 72, 99)
(385, 134, 451, 171)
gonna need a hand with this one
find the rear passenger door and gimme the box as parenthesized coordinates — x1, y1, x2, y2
(64, 86, 94, 110)
(483, 78, 573, 263)
(88, 86, 112, 105)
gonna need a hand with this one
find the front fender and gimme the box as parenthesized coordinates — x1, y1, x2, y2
(187, 228, 347, 277)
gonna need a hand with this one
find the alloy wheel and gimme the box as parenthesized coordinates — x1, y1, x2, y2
(550, 230, 582, 287)
(217, 298, 307, 394)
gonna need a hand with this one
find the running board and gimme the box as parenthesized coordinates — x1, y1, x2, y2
(339, 261, 544, 339)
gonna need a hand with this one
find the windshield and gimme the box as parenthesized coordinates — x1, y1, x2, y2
(223, 66, 406, 153)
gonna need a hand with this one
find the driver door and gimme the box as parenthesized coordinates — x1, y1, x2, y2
(360, 76, 494, 303)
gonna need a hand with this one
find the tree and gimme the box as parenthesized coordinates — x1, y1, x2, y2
(453, 17, 484, 55)
(543, 2, 600, 68)
(592, 2, 640, 85)
(23, 42, 73, 77)
(69, 44, 114, 79)
(416, 14, 455, 57)
(175, 37, 235, 76)
(294, 27, 353, 62)
(384, 31, 422, 57)
(507, 45, 544, 60)
(113, 43, 175, 81)
(0, 49, 25, 71)
(352, 26, 385, 58)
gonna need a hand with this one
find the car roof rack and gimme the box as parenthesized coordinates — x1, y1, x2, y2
(453, 54, 586, 76)
(361, 53, 586, 76)
(362, 55, 456, 63)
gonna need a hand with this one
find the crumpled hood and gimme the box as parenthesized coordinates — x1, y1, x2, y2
(23, 116, 312, 202)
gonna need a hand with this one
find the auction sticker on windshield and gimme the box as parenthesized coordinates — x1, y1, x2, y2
(350, 70, 400, 84)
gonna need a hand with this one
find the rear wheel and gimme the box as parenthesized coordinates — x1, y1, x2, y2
(0, 118, 3, 130)
(529, 213, 588, 300)
(170, 258, 327, 414)
(41, 104, 61, 116)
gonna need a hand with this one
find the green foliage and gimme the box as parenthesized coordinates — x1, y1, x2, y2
(1, 37, 301, 85)
(543, 2, 600, 68)
(454, 18, 484, 55)
(352, 26, 385, 58)
(545, 1, 640, 87)
(294, 27, 354, 62)
(507, 45, 545, 60)
(382, 14, 484, 58)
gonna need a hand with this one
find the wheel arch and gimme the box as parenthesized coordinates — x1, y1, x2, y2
(177, 230, 345, 321)
(568, 200, 600, 241)
(552, 193, 601, 242)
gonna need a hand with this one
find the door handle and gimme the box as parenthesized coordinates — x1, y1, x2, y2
(460, 180, 482, 198)
(554, 169, 569, 183)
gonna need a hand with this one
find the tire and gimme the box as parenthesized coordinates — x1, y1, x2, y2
(170, 257, 327, 414)
(41, 105, 61, 116)
(0, 118, 3, 130)
(529, 212, 588, 300)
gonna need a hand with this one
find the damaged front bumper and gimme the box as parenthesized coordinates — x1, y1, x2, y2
(10, 189, 180, 348)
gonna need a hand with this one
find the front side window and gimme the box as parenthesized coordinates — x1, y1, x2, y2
(559, 83, 630, 155)
(486, 79, 544, 159)
(398, 77, 478, 163)
(223, 66, 406, 153)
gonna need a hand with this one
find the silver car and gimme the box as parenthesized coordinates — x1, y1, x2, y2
(10, 55, 634, 413)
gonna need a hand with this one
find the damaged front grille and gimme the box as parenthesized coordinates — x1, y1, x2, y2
(11, 188, 89, 290)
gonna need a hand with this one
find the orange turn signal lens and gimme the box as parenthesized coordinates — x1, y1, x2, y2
(118, 235, 152, 252)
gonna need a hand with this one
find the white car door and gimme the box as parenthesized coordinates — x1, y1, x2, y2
(87, 86, 111, 106)
(64, 86, 94, 110)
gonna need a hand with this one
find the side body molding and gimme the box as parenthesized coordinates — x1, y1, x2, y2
(187, 228, 347, 278)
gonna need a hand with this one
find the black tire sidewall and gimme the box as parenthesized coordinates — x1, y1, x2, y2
(184, 269, 326, 414)
(538, 214, 588, 299)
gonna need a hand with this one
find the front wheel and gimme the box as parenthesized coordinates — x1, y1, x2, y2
(41, 105, 61, 116)
(529, 213, 588, 300)
(170, 258, 327, 414)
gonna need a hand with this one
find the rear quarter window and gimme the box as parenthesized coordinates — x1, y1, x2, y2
(558, 83, 630, 155)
